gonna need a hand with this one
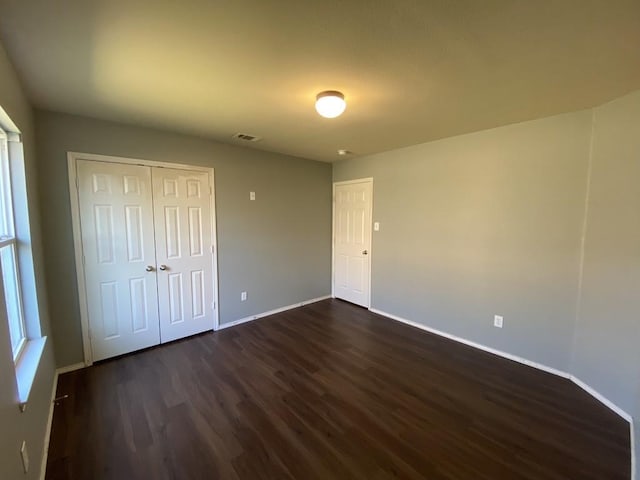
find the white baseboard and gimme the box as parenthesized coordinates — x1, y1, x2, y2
(369, 308, 570, 379)
(56, 362, 86, 375)
(218, 295, 332, 330)
(370, 308, 633, 423)
(39, 362, 87, 479)
(632, 421, 636, 480)
(39, 370, 58, 480)
(569, 376, 632, 422)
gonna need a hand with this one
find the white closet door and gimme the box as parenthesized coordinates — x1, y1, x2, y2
(77, 160, 160, 361)
(152, 168, 214, 342)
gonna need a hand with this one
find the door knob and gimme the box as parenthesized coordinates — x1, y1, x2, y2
(145, 265, 155, 272)
(159, 264, 168, 271)
(362, 250, 368, 255)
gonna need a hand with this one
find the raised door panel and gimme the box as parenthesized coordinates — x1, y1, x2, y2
(152, 168, 214, 342)
(77, 160, 160, 361)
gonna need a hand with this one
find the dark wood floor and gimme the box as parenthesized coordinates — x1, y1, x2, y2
(46, 299, 630, 479)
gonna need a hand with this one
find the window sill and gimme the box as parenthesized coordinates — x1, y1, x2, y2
(16, 336, 47, 412)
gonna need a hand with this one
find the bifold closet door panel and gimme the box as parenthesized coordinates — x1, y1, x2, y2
(152, 168, 215, 342)
(77, 160, 161, 361)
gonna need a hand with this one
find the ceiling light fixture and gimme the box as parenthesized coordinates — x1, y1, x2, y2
(315, 90, 346, 118)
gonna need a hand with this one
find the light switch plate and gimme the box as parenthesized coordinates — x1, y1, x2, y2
(373, 222, 380, 231)
(249, 191, 255, 201)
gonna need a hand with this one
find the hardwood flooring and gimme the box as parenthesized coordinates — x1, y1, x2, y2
(46, 299, 630, 479)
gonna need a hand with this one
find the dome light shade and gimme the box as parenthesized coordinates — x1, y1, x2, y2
(315, 91, 346, 118)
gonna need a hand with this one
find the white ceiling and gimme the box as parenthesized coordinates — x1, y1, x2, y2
(1, 0, 639, 162)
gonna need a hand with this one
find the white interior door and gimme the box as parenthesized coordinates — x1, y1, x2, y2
(77, 160, 160, 361)
(152, 168, 215, 342)
(333, 179, 372, 307)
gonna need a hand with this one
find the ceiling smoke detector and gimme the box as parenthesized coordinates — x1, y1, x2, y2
(232, 133, 261, 142)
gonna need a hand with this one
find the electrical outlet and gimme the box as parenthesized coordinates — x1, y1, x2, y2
(494, 315, 503, 328)
(249, 191, 255, 201)
(241, 291, 247, 301)
(20, 441, 29, 473)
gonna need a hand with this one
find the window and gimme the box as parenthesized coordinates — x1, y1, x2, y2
(0, 127, 27, 362)
(0, 108, 47, 408)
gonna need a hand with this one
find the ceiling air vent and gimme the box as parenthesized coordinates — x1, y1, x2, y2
(232, 133, 261, 142)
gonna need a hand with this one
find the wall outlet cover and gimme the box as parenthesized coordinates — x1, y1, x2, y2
(494, 315, 504, 328)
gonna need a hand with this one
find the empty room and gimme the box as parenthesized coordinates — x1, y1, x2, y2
(0, 1, 639, 479)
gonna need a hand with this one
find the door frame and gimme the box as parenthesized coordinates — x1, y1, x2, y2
(331, 177, 374, 308)
(67, 151, 220, 366)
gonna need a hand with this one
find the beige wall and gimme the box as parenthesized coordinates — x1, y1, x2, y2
(334, 110, 592, 371)
(0, 43, 56, 480)
(35, 111, 332, 368)
(571, 90, 640, 413)
(569, 91, 640, 477)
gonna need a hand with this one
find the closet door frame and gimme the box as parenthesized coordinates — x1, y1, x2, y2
(68, 152, 220, 366)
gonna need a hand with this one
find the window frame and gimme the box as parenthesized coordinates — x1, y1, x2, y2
(0, 108, 48, 409)
(0, 127, 28, 363)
